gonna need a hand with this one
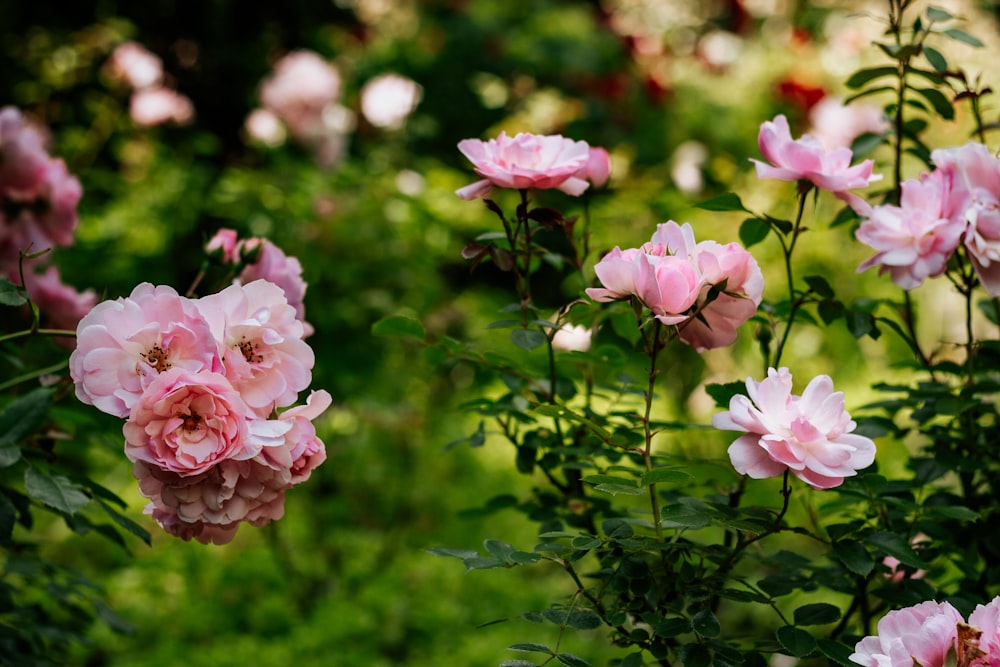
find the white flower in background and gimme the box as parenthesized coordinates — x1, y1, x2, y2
(360, 73, 423, 130)
(552, 324, 593, 353)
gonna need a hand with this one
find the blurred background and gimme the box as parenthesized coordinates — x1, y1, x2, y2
(2, 0, 999, 664)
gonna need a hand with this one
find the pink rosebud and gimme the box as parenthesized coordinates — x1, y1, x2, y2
(360, 73, 422, 130)
(856, 169, 963, 289)
(713, 367, 876, 489)
(130, 87, 195, 127)
(576, 146, 611, 188)
(932, 142, 1000, 295)
(236, 239, 312, 336)
(205, 228, 240, 263)
(194, 280, 314, 413)
(106, 41, 163, 90)
(70, 283, 223, 418)
(850, 600, 963, 667)
(751, 114, 882, 195)
(456, 131, 591, 200)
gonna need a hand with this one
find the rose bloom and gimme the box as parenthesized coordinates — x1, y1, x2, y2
(856, 169, 963, 289)
(932, 142, 1000, 295)
(360, 73, 422, 130)
(260, 50, 341, 140)
(70, 283, 222, 418)
(713, 367, 876, 489)
(236, 238, 312, 336)
(850, 600, 965, 667)
(130, 86, 195, 127)
(752, 114, 881, 209)
(807, 96, 886, 152)
(575, 146, 612, 188)
(456, 131, 592, 200)
(969, 597, 1000, 664)
(106, 41, 163, 90)
(271, 389, 331, 484)
(551, 324, 593, 353)
(123, 368, 285, 476)
(194, 280, 314, 413)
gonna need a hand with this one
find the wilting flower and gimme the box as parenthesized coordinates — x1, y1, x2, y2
(713, 367, 876, 489)
(194, 280, 314, 412)
(456, 131, 591, 200)
(752, 114, 881, 204)
(130, 87, 195, 127)
(360, 73, 422, 130)
(856, 169, 963, 289)
(70, 283, 222, 418)
(106, 41, 163, 90)
(932, 142, 1000, 295)
(586, 221, 763, 351)
(849, 598, 1000, 667)
(551, 324, 594, 353)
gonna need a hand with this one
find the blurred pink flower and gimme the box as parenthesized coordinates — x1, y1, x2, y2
(576, 146, 611, 188)
(70, 283, 223, 418)
(106, 41, 163, 90)
(712, 367, 876, 489)
(260, 50, 341, 139)
(551, 324, 593, 353)
(932, 142, 1000, 295)
(856, 169, 963, 289)
(194, 280, 314, 413)
(808, 96, 886, 151)
(236, 238, 312, 336)
(130, 86, 195, 127)
(123, 368, 283, 476)
(360, 73, 422, 130)
(14, 264, 97, 338)
(243, 108, 287, 147)
(850, 600, 964, 667)
(456, 131, 591, 200)
(752, 114, 881, 197)
(205, 228, 240, 263)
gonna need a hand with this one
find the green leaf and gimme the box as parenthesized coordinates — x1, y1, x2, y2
(803, 275, 834, 299)
(926, 6, 954, 21)
(943, 28, 984, 48)
(928, 505, 979, 521)
(511, 328, 546, 351)
(371, 315, 425, 340)
(0, 387, 53, 455)
(794, 603, 841, 626)
(24, 467, 89, 515)
(593, 483, 644, 497)
(532, 405, 611, 440)
(660, 501, 713, 529)
(679, 644, 712, 667)
(739, 217, 770, 248)
(910, 86, 954, 120)
(96, 498, 152, 546)
(556, 654, 592, 667)
(655, 617, 691, 638)
(691, 610, 721, 638)
(500, 661, 539, 667)
(923, 45, 948, 72)
(0, 278, 26, 306)
(817, 638, 856, 666)
(0, 491, 16, 540)
(694, 192, 750, 213)
(866, 531, 926, 569)
(425, 547, 480, 560)
(705, 381, 747, 409)
(641, 468, 693, 486)
(845, 66, 897, 89)
(507, 643, 554, 655)
(542, 609, 602, 630)
(776, 626, 817, 658)
(832, 540, 875, 576)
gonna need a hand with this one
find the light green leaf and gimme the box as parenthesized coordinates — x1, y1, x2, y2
(694, 192, 749, 213)
(641, 468, 693, 486)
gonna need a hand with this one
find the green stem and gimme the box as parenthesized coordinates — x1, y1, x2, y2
(0, 328, 77, 345)
(643, 319, 665, 541)
(772, 188, 810, 367)
(0, 359, 69, 392)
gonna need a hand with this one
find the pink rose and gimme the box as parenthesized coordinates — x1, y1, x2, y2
(850, 600, 964, 667)
(586, 246, 642, 302)
(969, 597, 1000, 664)
(576, 146, 611, 188)
(260, 50, 341, 140)
(194, 280, 314, 413)
(455, 131, 591, 200)
(856, 169, 963, 289)
(70, 283, 222, 418)
(932, 142, 1000, 295)
(633, 252, 703, 325)
(106, 41, 163, 90)
(123, 368, 284, 476)
(713, 367, 876, 489)
(752, 114, 882, 195)
(276, 389, 330, 484)
(236, 238, 312, 336)
(130, 87, 195, 127)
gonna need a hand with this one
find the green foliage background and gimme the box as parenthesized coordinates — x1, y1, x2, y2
(2, 0, 999, 665)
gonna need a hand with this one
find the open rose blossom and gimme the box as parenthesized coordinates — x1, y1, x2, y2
(456, 131, 592, 200)
(70, 283, 222, 418)
(713, 367, 876, 489)
(752, 114, 881, 210)
(586, 221, 763, 351)
(856, 169, 963, 289)
(851, 597, 1000, 667)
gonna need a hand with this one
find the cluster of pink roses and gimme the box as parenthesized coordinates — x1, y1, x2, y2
(586, 220, 764, 351)
(70, 277, 328, 545)
(852, 597, 1000, 666)
(105, 41, 194, 128)
(856, 142, 1000, 294)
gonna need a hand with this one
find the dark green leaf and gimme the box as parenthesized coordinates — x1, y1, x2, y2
(556, 654, 592, 667)
(641, 468, 693, 486)
(594, 483, 643, 496)
(511, 328, 546, 351)
(793, 603, 841, 626)
(0, 278, 26, 306)
(660, 502, 713, 529)
(0, 491, 15, 540)
(96, 498, 152, 546)
(832, 540, 875, 576)
(803, 275, 835, 299)
(507, 643, 554, 655)
(845, 67, 897, 89)
(923, 46, 948, 72)
(425, 547, 479, 560)
(371, 315, 425, 340)
(928, 505, 979, 521)
(694, 192, 750, 213)
(655, 617, 691, 638)
(851, 131, 887, 159)
(94, 599, 135, 634)
(621, 653, 644, 667)
(691, 610, 721, 638)
(0, 387, 53, 453)
(910, 87, 954, 120)
(678, 643, 712, 667)
(943, 28, 984, 48)
(926, 6, 953, 21)
(776, 626, 817, 658)
(739, 217, 770, 248)
(705, 381, 747, 409)
(817, 638, 856, 666)
(866, 531, 926, 569)
(570, 536, 602, 550)
(500, 661, 539, 667)
(24, 468, 89, 514)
